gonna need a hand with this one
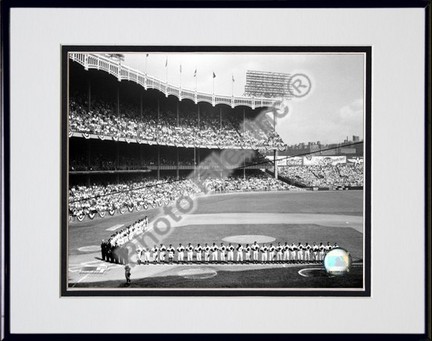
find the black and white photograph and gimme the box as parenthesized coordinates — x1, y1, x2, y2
(63, 48, 370, 294)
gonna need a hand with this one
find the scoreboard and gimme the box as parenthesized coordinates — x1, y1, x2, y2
(244, 70, 292, 98)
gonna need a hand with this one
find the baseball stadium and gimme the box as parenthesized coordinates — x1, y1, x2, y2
(65, 52, 366, 292)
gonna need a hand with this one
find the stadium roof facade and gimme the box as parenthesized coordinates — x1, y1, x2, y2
(70, 53, 279, 109)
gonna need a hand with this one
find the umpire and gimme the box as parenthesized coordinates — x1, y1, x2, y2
(101, 240, 107, 261)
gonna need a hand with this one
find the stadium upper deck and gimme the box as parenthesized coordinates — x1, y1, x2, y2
(70, 53, 278, 109)
(68, 53, 287, 151)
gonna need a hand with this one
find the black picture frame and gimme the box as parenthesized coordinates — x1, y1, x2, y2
(1, 0, 430, 339)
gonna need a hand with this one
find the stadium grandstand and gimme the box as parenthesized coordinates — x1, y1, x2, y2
(68, 53, 293, 221)
(68, 53, 363, 222)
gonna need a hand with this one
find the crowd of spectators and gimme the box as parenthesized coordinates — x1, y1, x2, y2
(69, 95, 285, 149)
(279, 163, 364, 188)
(69, 177, 201, 218)
(70, 155, 171, 171)
(68, 172, 301, 218)
(202, 173, 303, 193)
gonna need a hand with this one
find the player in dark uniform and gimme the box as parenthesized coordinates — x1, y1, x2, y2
(101, 240, 105, 261)
(124, 264, 131, 284)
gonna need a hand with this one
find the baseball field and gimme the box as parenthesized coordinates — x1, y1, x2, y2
(67, 190, 364, 290)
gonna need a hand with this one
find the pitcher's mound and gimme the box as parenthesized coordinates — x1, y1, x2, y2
(222, 235, 275, 244)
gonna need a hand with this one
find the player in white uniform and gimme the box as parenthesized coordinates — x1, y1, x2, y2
(204, 243, 211, 262)
(319, 242, 326, 261)
(167, 244, 175, 263)
(244, 244, 251, 262)
(236, 244, 243, 262)
(219, 243, 226, 262)
(186, 243, 194, 262)
(151, 244, 159, 263)
(268, 244, 275, 262)
(227, 243, 235, 262)
(252, 242, 259, 262)
(290, 243, 297, 262)
(177, 243, 185, 263)
(211, 243, 219, 262)
(260, 244, 268, 262)
(276, 243, 283, 262)
(304, 242, 311, 262)
(195, 243, 203, 262)
(325, 242, 332, 256)
(333, 242, 339, 249)
(159, 244, 167, 262)
(136, 248, 142, 264)
(297, 242, 304, 262)
(143, 247, 151, 264)
(283, 242, 289, 262)
(312, 242, 319, 262)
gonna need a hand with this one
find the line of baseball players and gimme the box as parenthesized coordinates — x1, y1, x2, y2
(136, 241, 339, 264)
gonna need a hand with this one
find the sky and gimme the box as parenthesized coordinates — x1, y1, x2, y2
(121, 52, 365, 145)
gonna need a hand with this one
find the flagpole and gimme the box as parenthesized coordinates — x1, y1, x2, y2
(165, 58, 168, 84)
(232, 75, 234, 97)
(145, 54, 148, 75)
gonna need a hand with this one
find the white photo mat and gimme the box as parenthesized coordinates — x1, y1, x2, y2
(9, 8, 425, 333)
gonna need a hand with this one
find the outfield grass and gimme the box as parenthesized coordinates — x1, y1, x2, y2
(193, 190, 363, 215)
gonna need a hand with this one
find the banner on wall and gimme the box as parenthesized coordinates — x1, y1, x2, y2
(265, 156, 303, 166)
(302, 155, 347, 166)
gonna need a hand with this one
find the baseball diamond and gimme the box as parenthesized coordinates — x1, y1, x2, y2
(68, 190, 363, 288)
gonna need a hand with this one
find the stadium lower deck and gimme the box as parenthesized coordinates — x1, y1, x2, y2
(68, 190, 364, 289)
